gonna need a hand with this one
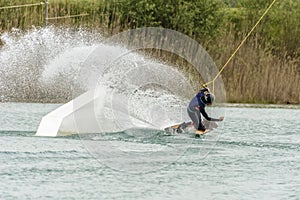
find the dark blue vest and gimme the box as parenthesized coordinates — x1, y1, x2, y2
(196, 92, 206, 108)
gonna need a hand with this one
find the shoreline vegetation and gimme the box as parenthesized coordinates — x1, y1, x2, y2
(0, 0, 299, 104)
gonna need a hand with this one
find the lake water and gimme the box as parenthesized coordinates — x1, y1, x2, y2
(0, 103, 299, 199)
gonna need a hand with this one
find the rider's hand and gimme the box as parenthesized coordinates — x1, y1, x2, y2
(219, 116, 224, 121)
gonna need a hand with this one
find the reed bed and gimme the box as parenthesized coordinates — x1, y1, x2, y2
(0, 0, 45, 30)
(216, 39, 300, 104)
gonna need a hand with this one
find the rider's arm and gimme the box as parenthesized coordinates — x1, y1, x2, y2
(199, 107, 220, 121)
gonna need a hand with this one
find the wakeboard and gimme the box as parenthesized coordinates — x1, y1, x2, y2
(164, 120, 218, 136)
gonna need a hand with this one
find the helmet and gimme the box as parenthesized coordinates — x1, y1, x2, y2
(204, 93, 215, 104)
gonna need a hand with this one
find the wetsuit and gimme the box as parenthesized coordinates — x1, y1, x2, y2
(187, 88, 220, 131)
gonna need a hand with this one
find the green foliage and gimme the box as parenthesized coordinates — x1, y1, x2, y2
(265, 1, 300, 58)
(220, 0, 300, 59)
(118, 0, 224, 43)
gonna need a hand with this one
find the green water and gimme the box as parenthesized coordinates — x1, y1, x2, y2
(0, 103, 299, 199)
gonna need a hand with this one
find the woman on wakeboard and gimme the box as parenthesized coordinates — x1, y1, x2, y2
(187, 87, 224, 134)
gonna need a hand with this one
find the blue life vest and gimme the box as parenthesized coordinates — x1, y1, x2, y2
(196, 91, 206, 109)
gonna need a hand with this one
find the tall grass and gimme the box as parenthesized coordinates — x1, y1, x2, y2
(211, 30, 300, 104)
(0, 0, 45, 30)
(0, 0, 110, 31)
